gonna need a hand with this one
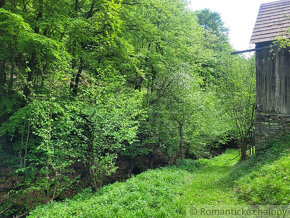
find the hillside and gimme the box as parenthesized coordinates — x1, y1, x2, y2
(29, 134, 290, 217)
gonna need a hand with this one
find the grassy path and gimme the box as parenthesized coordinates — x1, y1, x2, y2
(178, 149, 244, 206)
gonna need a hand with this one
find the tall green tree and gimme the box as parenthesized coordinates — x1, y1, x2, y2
(219, 56, 256, 160)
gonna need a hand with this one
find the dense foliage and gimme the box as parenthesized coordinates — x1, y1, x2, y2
(0, 0, 256, 216)
(28, 134, 290, 217)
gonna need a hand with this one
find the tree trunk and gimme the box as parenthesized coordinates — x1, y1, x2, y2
(71, 58, 83, 95)
(23, 0, 43, 98)
(8, 62, 15, 93)
(150, 67, 156, 94)
(134, 75, 143, 91)
(86, 0, 96, 19)
(74, 0, 79, 15)
(8, 47, 15, 93)
(0, 61, 6, 92)
(179, 122, 184, 159)
(240, 138, 248, 161)
(34, 0, 43, 34)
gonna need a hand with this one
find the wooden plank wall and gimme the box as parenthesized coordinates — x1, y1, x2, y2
(256, 42, 290, 114)
(255, 42, 290, 147)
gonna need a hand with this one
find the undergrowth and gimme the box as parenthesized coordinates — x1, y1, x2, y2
(28, 134, 290, 217)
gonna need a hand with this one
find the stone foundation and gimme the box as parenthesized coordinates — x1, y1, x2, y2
(255, 113, 290, 148)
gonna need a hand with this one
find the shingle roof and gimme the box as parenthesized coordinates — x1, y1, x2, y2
(250, 0, 290, 44)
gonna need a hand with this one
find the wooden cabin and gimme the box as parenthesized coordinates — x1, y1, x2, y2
(250, 0, 290, 147)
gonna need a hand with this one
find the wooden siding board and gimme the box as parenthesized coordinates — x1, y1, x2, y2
(256, 46, 290, 114)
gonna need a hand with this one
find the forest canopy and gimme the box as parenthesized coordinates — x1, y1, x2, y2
(0, 1, 256, 216)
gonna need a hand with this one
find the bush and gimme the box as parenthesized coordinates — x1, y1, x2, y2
(0, 75, 144, 216)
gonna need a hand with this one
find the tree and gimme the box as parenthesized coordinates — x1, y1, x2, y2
(0, 9, 30, 93)
(161, 65, 202, 159)
(0, 0, 258, 216)
(219, 56, 256, 160)
(196, 8, 228, 39)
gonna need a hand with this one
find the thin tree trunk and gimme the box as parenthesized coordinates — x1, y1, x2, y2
(12, 0, 17, 8)
(72, 58, 83, 95)
(22, 0, 27, 11)
(23, 0, 43, 98)
(34, 0, 43, 34)
(240, 138, 247, 161)
(8, 60, 15, 93)
(86, 0, 96, 19)
(51, 183, 58, 200)
(0, 61, 6, 92)
(150, 67, 156, 94)
(74, 0, 79, 15)
(134, 75, 143, 91)
(23, 121, 30, 167)
(179, 122, 184, 159)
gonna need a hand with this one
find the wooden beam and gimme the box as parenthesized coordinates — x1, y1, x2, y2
(231, 46, 270, 55)
(231, 49, 255, 55)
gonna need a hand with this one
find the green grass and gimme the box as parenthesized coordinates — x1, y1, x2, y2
(233, 134, 290, 205)
(29, 135, 290, 217)
(29, 167, 193, 218)
(179, 149, 244, 206)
